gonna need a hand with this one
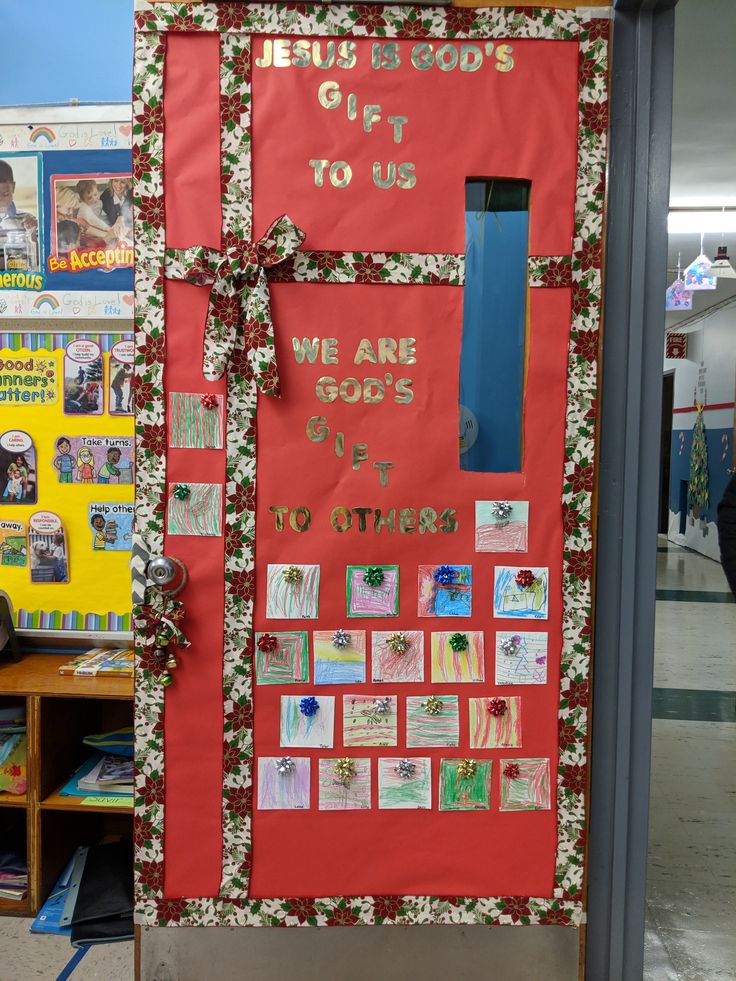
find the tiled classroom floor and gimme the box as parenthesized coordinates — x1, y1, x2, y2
(644, 539, 736, 981)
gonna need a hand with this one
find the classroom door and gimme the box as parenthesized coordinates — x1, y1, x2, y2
(132, 3, 609, 931)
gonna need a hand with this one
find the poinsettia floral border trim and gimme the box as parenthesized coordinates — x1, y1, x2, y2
(528, 256, 573, 288)
(132, 28, 168, 895)
(270, 251, 465, 286)
(134, 2, 593, 40)
(133, 6, 609, 927)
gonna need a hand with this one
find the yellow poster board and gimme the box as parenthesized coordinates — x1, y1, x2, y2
(0, 332, 134, 631)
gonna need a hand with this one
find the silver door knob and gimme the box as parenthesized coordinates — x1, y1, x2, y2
(146, 555, 188, 595)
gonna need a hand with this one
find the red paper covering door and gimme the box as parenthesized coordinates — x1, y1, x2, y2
(133, 4, 608, 928)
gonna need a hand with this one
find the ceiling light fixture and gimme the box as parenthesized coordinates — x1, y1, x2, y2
(668, 210, 736, 234)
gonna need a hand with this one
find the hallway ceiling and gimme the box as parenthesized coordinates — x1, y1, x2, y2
(666, 0, 736, 330)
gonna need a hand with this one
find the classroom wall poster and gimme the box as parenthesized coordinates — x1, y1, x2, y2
(0, 350, 59, 406)
(0, 520, 27, 567)
(63, 338, 104, 415)
(0, 430, 37, 504)
(88, 502, 134, 552)
(0, 332, 134, 629)
(0, 125, 133, 318)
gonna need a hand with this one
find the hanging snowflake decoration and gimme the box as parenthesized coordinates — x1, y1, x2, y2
(433, 564, 457, 585)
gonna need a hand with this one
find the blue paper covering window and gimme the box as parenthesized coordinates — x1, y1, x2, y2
(460, 179, 530, 473)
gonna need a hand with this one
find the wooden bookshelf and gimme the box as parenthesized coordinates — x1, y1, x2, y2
(41, 788, 134, 815)
(0, 653, 133, 916)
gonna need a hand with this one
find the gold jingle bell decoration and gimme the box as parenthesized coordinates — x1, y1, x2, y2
(334, 757, 357, 785)
(456, 758, 478, 780)
(166, 652, 178, 671)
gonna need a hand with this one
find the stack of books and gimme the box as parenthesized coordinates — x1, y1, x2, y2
(60, 751, 133, 803)
(58, 648, 134, 678)
(77, 754, 133, 796)
(0, 851, 27, 901)
(0, 705, 27, 796)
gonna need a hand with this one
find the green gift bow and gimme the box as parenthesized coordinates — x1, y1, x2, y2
(165, 214, 305, 382)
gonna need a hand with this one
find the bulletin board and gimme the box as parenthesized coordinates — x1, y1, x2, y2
(0, 124, 133, 321)
(133, 3, 609, 928)
(0, 332, 134, 631)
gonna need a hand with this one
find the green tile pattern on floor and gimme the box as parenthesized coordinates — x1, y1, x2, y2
(653, 688, 736, 723)
(656, 589, 734, 603)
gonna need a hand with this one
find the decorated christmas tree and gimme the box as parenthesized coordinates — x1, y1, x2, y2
(688, 406, 709, 517)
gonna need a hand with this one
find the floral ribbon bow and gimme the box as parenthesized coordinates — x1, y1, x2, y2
(165, 214, 305, 383)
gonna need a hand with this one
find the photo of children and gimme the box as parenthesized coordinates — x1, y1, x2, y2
(88, 503, 134, 552)
(0, 430, 37, 505)
(52, 436, 133, 485)
(63, 339, 103, 415)
(28, 512, 69, 584)
(50, 174, 133, 269)
(109, 358, 133, 415)
(0, 155, 40, 274)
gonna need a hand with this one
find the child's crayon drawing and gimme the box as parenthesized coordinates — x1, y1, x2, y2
(371, 630, 424, 683)
(257, 757, 310, 810)
(430, 630, 485, 683)
(378, 758, 431, 809)
(493, 567, 549, 620)
(417, 564, 472, 617)
(500, 758, 551, 811)
(318, 758, 371, 810)
(255, 632, 309, 684)
(405, 695, 459, 747)
(495, 631, 548, 685)
(167, 482, 222, 536)
(266, 565, 320, 619)
(169, 392, 223, 449)
(313, 630, 366, 685)
(279, 695, 334, 749)
(345, 565, 399, 618)
(469, 696, 522, 748)
(475, 501, 529, 552)
(439, 759, 492, 811)
(343, 694, 397, 747)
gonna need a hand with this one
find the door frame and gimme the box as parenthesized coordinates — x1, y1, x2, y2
(586, 1, 677, 978)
